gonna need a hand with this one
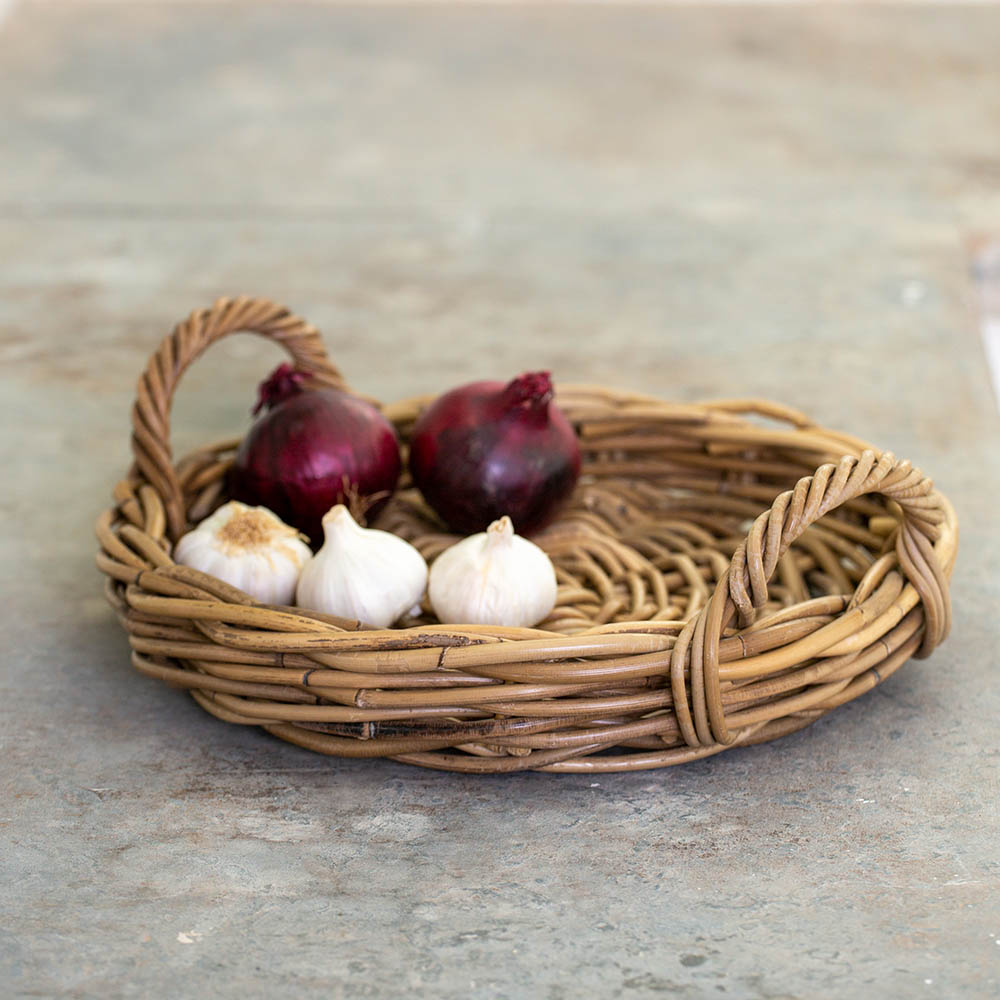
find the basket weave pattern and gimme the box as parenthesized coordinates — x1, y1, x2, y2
(96, 298, 957, 773)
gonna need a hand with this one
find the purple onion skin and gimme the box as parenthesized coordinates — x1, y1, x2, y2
(227, 366, 401, 546)
(408, 372, 581, 536)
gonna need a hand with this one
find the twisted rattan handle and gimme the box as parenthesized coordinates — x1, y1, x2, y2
(673, 449, 954, 748)
(131, 296, 347, 542)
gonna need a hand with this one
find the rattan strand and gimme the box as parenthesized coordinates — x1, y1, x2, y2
(96, 297, 958, 773)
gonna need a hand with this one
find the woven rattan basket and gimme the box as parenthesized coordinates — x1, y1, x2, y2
(96, 297, 958, 773)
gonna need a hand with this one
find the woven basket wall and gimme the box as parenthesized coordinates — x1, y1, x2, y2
(96, 298, 957, 773)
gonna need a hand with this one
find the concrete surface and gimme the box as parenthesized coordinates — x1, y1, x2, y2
(2, 3, 999, 997)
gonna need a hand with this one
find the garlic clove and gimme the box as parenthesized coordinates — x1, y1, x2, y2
(428, 515, 557, 628)
(294, 505, 428, 629)
(173, 500, 312, 606)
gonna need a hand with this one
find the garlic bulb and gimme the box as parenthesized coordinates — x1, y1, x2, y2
(295, 505, 428, 628)
(429, 516, 557, 627)
(173, 500, 311, 605)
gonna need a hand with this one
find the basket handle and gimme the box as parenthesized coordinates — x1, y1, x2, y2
(130, 296, 347, 542)
(675, 449, 954, 748)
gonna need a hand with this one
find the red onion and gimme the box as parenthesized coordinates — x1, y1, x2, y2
(227, 364, 401, 545)
(409, 371, 580, 535)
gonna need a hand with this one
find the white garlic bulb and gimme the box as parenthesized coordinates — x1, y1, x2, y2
(173, 500, 311, 605)
(429, 516, 557, 627)
(295, 505, 428, 628)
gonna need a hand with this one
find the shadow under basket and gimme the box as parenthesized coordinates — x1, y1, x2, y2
(96, 298, 958, 774)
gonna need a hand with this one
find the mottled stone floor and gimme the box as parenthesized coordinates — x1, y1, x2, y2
(2, 4, 998, 997)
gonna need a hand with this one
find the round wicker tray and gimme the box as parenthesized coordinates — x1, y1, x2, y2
(96, 297, 958, 773)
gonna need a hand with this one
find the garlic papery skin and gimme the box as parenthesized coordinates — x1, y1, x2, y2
(295, 505, 428, 628)
(173, 501, 311, 605)
(428, 516, 557, 627)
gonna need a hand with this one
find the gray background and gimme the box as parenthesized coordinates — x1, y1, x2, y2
(2, 3, 998, 997)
